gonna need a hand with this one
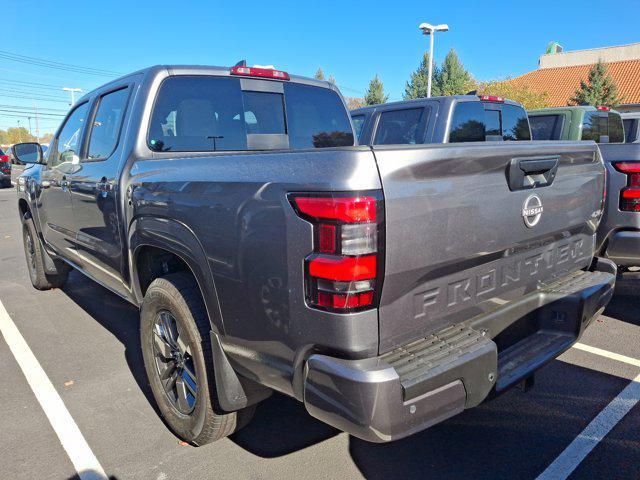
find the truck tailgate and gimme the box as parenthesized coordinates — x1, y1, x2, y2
(373, 141, 604, 353)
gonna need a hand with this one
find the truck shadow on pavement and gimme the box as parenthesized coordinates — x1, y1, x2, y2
(60, 271, 160, 415)
(604, 289, 640, 326)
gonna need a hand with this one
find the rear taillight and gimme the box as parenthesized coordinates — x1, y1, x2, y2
(614, 162, 640, 211)
(290, 192, 384, 312)
(0, 155, 8, 163)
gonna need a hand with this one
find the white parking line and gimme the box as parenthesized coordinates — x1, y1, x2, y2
(0, 300, 108, 480)
(573, 342, 640, 368)
(537, 344, 640, 480)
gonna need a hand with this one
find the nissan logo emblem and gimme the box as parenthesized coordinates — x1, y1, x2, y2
(522, 194, 543, 228)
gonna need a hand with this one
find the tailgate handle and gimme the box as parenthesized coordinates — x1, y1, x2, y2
(508, 156, 559, 191)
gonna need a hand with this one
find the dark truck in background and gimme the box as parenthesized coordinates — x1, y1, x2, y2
(13, 65, 614, 445)
(529, 106, 640, 268)
(351, 95, 531, 145)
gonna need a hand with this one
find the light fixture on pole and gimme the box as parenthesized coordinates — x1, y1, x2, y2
(62, 87, 83, 105)
(418, 22, 449, 98)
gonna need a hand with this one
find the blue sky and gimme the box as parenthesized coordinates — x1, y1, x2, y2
(2, 0, 640, 134)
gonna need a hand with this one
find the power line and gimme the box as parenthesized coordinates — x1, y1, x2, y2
(0, 50, 123, 77)
(0, 93, 70, 104)
(0, 104, 68, 113)
(0, 108, 65, 118)
(0, 79, 67, 92)
(0, 87, 67, 99)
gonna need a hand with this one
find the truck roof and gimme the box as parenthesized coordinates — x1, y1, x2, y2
(529, 105, 622, 115)
(77, 64, 335, 104)
(351, 95, 524, 115)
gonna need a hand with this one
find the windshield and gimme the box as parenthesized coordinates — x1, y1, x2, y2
(148, 76, 354, 152)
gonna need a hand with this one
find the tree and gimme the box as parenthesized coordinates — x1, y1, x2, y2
(314, 68, 325, 80)
(327, 74, 336, 85)
(364, 75, 388, 105)
(570, 60, 623, 107)
(477, 80, 550, 110)
(435, 49, 474, 96)
(404, 52, 440, 99)
(345, 97, 365, 110)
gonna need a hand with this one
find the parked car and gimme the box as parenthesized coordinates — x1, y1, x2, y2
(621, 112, 640, 143)
(529, 105, 640, 268)
(0, 147, 11, 187)
(528, 105, 624, 143)
(13, 64, 614, 446)
(351, 95, 531, 145)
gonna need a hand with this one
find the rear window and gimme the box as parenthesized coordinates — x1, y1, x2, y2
(148, 76, 353, 152)
(624, 118, 638, 143)
(374, 108, 424, 145)
(581, 111, 624, 143)
(448, 101, 530, 143)
(351, 114, 365, 141)
(502, 104, 531, 141)
(530, 114, 564, 140)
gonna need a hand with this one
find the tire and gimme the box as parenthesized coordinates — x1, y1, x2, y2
(140, 272, 255, 445)
(21, 213, 69, 290)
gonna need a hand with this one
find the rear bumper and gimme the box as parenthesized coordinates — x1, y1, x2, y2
(603, 230, 640, 267)
(0, 173, 10, 185)
(303, 264, 615, 442)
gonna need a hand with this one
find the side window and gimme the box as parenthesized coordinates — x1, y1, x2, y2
(530, 115, 563, 140)
(373, 108, 424, 145)
(50, 102, 89, 168)
(87, 88, 130, 160)
(351, 115, 365, 141)
(448, 102, 485, 142)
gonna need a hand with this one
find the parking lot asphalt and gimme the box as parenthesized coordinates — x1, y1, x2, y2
(0, 181, 639, 480)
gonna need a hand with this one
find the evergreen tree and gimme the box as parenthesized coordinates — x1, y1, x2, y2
(404, 53, 440, 99)
(364, 75, 389, 105)
(570, 60, 623, 107)
(327, 74, 336, 85)
(435, 49, 474, 96)
(314, 68, 325, 80)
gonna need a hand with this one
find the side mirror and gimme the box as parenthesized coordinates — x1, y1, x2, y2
(12, 142, 44, 165)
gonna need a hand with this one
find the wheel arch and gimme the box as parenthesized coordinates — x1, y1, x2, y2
(128, 215, 225, 336)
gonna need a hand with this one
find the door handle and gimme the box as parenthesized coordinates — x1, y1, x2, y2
(519, 158, 558, 175)
(97, 181, 113, 192)
(507, 156, 559, 191)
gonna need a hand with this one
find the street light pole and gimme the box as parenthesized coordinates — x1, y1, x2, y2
(419, 22, 449, 98)
(62, 87, 82, 105)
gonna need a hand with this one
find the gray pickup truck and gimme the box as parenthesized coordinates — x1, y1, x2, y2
(351, 95, 532, 145)
(12, 65, 615, 445)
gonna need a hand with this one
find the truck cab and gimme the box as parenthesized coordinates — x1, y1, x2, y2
(528, 105, 625, 143)
(351, 95, 531, 145)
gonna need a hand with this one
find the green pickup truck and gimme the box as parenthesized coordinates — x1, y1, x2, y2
(528, 105, 624, 143)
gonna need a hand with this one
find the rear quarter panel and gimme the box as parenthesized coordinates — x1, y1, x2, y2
(127, 147, 382, 395)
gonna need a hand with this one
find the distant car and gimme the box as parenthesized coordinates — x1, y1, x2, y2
(0, 147, 11, 187)
(621, 112, 640, 143)
(528, 105, 625, 143)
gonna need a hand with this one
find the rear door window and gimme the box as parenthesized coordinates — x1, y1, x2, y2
(374, 108, 424, 145)
(530, 115, 564, 140)
(87, 87, 130, 160)
(351, 114, 365, 141)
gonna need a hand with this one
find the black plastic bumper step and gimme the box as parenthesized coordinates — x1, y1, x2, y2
(381, 325, 496, 402)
